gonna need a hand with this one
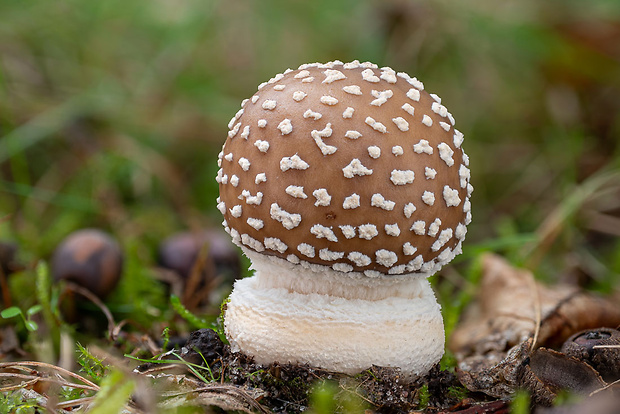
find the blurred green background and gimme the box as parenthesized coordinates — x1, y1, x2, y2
(1, 0, 620, 314)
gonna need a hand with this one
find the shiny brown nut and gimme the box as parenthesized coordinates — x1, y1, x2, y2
(51, 229, 123, 299)
(158, 230, 240, 282)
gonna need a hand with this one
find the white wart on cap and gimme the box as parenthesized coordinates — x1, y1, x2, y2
(218, 60, 472, 277)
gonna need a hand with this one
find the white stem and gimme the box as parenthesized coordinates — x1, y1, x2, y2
(225, 250, 445, 379)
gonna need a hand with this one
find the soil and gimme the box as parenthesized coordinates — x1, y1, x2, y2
(136, 328, 507, 413)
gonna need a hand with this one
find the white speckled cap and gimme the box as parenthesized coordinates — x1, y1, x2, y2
(217, 60, 472, 277)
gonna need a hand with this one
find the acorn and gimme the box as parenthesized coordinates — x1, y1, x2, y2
(157, 229, 241, 309)
(51, 229, 123, 299)
(157, 229, 241, 285)
(561, 327, 620, 382)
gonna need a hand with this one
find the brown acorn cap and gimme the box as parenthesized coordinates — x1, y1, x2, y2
(217, 60, 472, 276)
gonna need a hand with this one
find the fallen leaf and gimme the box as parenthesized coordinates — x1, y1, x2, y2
(158, 374, 269, 413)
(450, 253, 620, 401)
(456, 339, 532, 399)
(517, 348, 606, 405)
(451, 254, 620, 357)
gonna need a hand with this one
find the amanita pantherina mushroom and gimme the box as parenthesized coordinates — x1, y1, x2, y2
(217, 60, 473, 377)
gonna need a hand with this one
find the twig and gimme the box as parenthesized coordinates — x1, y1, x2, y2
(55, 397, 96, 409)
(589, 378, 620, 397)
(0, 360, 99, 389)
(64, 282, 117, 340)
(111, 319, 129, 342)
(527, 273, 542, 352)
(183, 240, 210, 309)
(0, 372, 99, 393)
(0, 372, 45, 381)
(524, 168, 620, 269)
(339, 381, 377, 407)
(136, 363, 183, 375)
(0, 377, 40, 392)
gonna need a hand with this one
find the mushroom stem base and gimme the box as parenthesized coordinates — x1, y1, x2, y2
(224, 253, 445, 379)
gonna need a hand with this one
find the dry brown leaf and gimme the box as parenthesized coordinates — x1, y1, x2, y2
(158, 374, 269, 413)
(451, 253, 620, 357)
(450, 253, 620, 400)
(518, 348, 607, 405)
(456, 339, 532, 399)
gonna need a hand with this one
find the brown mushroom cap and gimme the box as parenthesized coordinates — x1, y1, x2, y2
(217, 61, 472, 276)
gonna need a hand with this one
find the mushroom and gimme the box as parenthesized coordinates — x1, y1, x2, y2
(217, 60, 473, 378)
(51, 229, 123, 299)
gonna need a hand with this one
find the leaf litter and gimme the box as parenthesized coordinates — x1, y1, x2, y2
(451, 253, 620, 408)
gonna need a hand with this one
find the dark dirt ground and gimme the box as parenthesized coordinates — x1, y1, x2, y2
(135, 328, 507, 414)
